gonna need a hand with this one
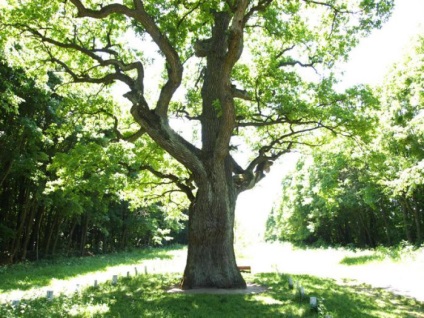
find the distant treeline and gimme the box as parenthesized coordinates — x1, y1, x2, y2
(266, 37, 424, 248)
(0, 60, 187, 264)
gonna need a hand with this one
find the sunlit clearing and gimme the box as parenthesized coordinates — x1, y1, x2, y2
(69, 303, 109, 317)
(253, 294, 283, 305)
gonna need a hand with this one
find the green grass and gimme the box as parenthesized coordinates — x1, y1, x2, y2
(339, 254, 385, 265)
(1, 244, 423, 317)
(339, 243, 418, 265)
(1, 273, 422, 317)
(0, 245, 181, 293)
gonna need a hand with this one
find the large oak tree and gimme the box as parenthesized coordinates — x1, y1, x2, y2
(1, 0, 393, 288)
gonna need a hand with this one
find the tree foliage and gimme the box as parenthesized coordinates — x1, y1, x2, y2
(266, 35, 424, 247)
(0, 58, 186, 264)
(1, 0, 394, 188)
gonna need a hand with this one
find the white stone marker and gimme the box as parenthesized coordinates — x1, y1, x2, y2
(310, 296, 318, 309)
(46, 290, 54, 300)
(288, 277, 294, 289)
(298, 287, 305, 300)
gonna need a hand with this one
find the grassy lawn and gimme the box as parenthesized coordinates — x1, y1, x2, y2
(1, 244, 423, 317)
(0, 246, 181, 293)
(1, 272, 423, 317)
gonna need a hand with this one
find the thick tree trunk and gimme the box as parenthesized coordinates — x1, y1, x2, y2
(180, 10, 249, 289)
(127, 7, 249, 289)
(182, 158, 246, 289)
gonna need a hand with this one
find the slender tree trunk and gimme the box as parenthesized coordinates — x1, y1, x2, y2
(182, 158, 245, 289)
(121, 206, 128, 250)
(10, 184, 30, 262)
(0, 159, 13, 188)
(35, 206, 44, 261)
(408, 198, 421, 244)
(79, 214, 89, 255)
(379, 202, 392, 245)
(400, 197, 413, 243)
(21, 201, 38, 261)
(44, 208, 57, 257)
(29, 205, 45, 261)
(66, 218, 78, 255)
(51, 217, 63, 256)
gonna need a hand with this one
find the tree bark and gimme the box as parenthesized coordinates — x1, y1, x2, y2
(182, 157, 245, 289)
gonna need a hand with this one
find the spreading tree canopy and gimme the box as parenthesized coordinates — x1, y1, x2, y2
(1, 0, 393, 288)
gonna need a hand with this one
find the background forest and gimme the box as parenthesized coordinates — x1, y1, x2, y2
(0, 60, 188, 264)
(266, 35, 424, 248)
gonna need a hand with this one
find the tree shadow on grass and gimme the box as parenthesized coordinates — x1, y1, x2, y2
(0, 246, 179, 292)
(252, 273, 424, 318)
(5, 273, 421, 318)
(66, 275, 317, 318)
(81, 273, 424, 317)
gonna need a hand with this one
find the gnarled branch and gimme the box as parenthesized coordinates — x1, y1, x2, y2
(140, 165, 195, 201)
(69, 0, 183, 118)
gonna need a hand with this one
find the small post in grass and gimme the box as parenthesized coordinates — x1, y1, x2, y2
(298, 286, 305, 301)
(134, 267, 138, 275)
(94, 279, 98, 288)
(310, 296, 318, 311)
(288, 277, 294, 289)
(144, 265, 148, 275)
(46, 290, 54, 301)
(127, 271, 130, 278)
(112, 275, 118, 285)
